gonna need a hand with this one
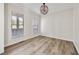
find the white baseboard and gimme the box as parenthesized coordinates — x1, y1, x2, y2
(5, 34, 39, 47)
(41, 34, 73, 42)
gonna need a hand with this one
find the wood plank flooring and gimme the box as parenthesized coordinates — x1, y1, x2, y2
(4, 36, 78, 55)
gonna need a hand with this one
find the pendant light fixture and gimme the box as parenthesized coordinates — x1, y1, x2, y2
(40, 3, 48, 15)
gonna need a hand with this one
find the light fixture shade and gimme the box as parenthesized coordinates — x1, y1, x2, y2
(40, 3, 48, 15)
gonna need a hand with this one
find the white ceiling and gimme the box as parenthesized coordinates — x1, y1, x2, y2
(19, 3, 79, 15)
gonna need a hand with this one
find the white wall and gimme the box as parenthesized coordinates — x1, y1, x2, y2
(41, 7, 79, 53)
(4, 4, 40, 47)
(41, 8, 73, 41)
(0, 3, 4, 54)
(73, 5, 79, 54)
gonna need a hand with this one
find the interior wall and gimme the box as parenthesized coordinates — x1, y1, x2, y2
(41, 8, 73, 41)
(0, 3, 4, 54)
(41, 7, 79, 53)
(73, 5, 79, 54)
(4, 4, 41, 47)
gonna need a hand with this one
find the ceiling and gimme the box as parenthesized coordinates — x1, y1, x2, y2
(18, 3, 79, 15)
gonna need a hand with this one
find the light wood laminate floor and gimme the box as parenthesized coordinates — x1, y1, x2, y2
(4, 36, 78, 55)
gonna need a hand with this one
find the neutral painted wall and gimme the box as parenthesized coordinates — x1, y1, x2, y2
(41, 7, 79, 53)
(4, 4, 40, 47)
(41, 8, 73, 41)
(73, 5, 79, 53)
(0, 3, 4, 54)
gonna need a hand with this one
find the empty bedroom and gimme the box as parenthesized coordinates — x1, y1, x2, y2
(0, 3, 79, 55)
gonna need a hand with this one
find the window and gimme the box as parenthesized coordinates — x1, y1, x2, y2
(11, 14, 24, 39)
(18, 17, 24, 29)
(11, 16, 17, 29)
